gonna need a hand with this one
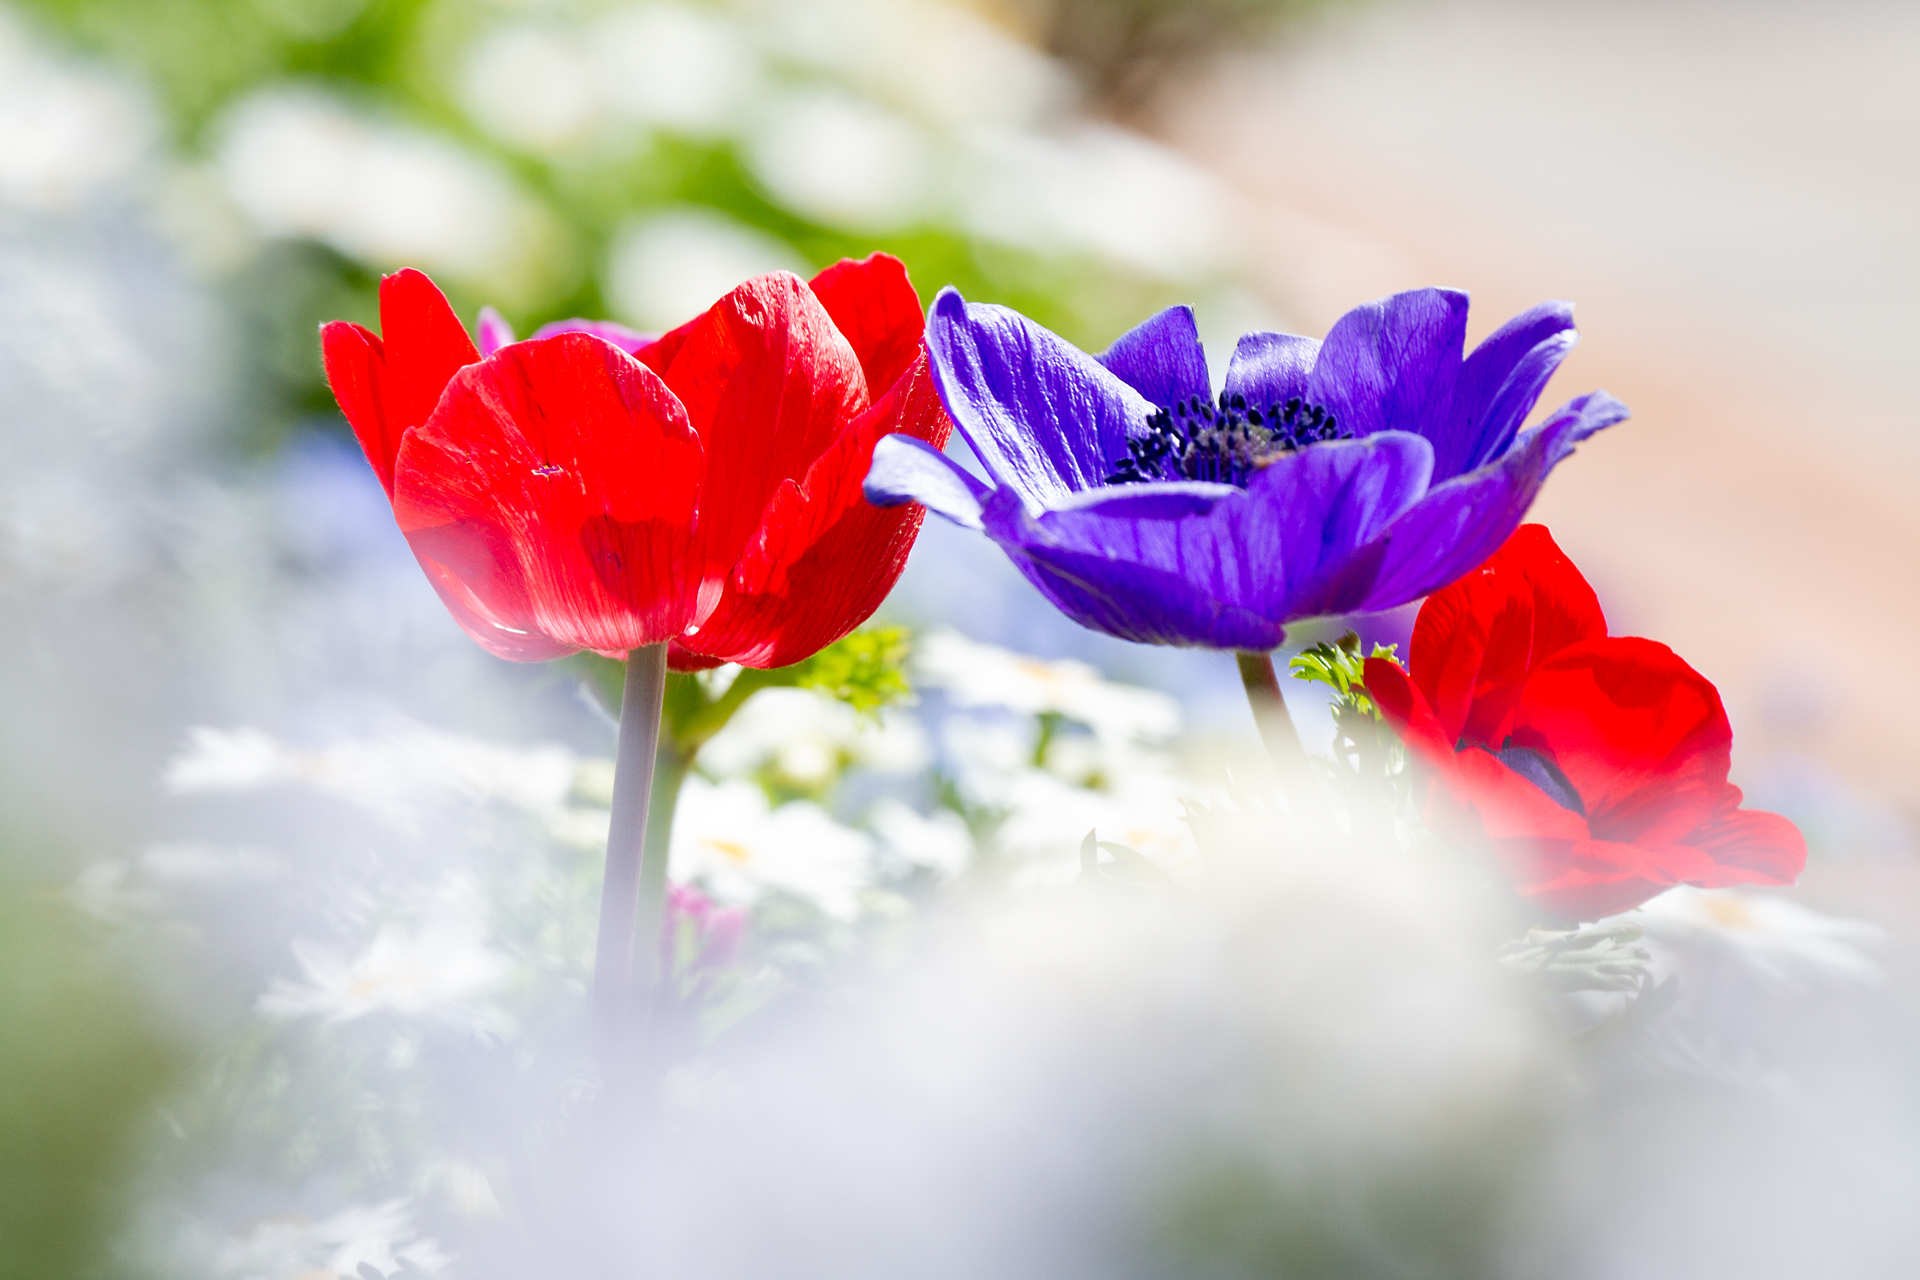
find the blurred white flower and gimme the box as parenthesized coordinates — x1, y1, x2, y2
(0, 467, 140, 589)
(259, 913, 512, 1034)
(938, 716, 1032, 810)
(671, 776, 875, 919)
(744, 87, 933, 231)
(1624, 887, 1885, 987)
(915, 630, 1180, 745)
(461, 24, 600, 150)
(596, 3, 756, 137)
(164, 723, 576, 823)
(698, 686, 930, 786)
(0, 12, 151, 210)
(959, 123, 1237, 280)
(870, 798, 974, 879)
(215, 88, 550, 289)
(997, 769, 1194, 889)
(414, 1158, 506, 1218)
(605, 206, 808, 330)
(598, 835, 1549, 1279)
(760, 0, 1070, 130)
(200, 1198, 450, 1280)
(140, 842, 286, 884)
(0, 232, 176, 460)
(938, 718, 1195, 887)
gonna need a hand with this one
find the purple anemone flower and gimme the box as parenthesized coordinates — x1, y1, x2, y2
(864, 286, 1629, 651)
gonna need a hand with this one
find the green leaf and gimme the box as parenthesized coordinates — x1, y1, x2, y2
(1288, 632, 1408, 794)
(1287, 630, 1398, 720)
(785, 626, 913, 720)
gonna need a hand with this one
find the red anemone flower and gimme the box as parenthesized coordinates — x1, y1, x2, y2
(1364, 525, 1804, 922)
(320, 255, 951, 667)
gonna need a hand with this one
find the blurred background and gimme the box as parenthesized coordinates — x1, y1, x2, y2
(4, 0, 1918, 1275)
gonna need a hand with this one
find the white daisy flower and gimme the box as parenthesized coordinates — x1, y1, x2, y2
(258, 888, 512, 1035)
(914, 630, 1180, 745)
(1621, 886, 1884, 987)
(670, 777, 875, 920)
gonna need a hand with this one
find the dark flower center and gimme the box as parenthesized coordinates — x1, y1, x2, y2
(1462, 739, 1587, 817)
(1106, 391, 1351, 487)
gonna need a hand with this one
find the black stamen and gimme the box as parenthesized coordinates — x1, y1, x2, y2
(1105, 387, 1356, 487)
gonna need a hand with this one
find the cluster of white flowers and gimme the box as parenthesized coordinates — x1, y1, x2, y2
(143, 636, 1200, 1044)
(101, 626, 1914, 1280)
(651, 636, 1199, 914)
(913, 630, 1203, 886)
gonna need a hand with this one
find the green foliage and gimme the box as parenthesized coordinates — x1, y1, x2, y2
(785, 625, 912, 720)
(0, 883, 181, 1280)
(1290, 631, 1404, 789)
(1288, 629, 1392, 721)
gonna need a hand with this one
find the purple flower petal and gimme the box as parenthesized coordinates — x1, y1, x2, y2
(1223, 331, 1321, 411)
(477, 306, 515, 357)
(1237, 430, 1435, 617)
(529, 318, 657, 355)
(925, 287, 1149, 507)
(863, 432, 991, 531)
(977, 432, 1434, 647)
(1364, 390, 1630, 607)
(1307, 288, 1469, 444)
(1438, 300, 1578, 480)
(982, 488, 1288, 650)
(1095, 304, 1211, 409)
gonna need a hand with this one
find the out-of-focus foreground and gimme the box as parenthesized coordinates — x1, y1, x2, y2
(2, 0, 1917, 1276)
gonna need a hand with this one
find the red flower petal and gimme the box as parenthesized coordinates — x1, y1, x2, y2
(655, 272, 871, 620)
(1499, 836, 1678, 922)
(665, 644, 728, 672)
(1683, 804, 1808, 887)
(391, 334, 704, 656)
(632, 312, 700, 379)
(1408, 557, 1534, 746)
(677, 349, 952, 668)
(1365, 655, 1452, 760)
(1383, 524, 1804, 921)
(1449, 743, 1592, 845)
(1407, 523, 1605, 747)
(411, 551, 578, 663)
(1500, 524, 1605, 669)
(807, 253, 924, 397)
(321, 270, 479, 497)
(1509, 636, 1732, 845)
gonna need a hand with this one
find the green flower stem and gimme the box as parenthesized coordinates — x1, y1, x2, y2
(1234, 649, 1324, 823)
(629, 734, 691, 999)
(591, 641, 669, 1062)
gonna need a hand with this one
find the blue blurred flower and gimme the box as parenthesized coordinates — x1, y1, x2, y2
(866, 287, 1627, 651)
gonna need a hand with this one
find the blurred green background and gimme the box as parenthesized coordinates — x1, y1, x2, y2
(10, 0, 1328, 457)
